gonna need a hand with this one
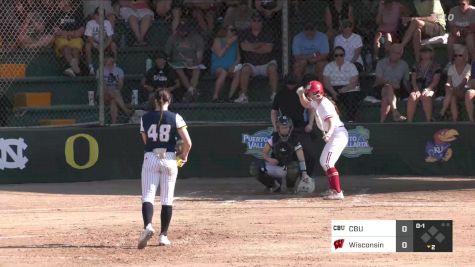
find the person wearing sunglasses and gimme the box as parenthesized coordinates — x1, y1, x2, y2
(296, 80, 349, 200)
(334, 20, 364, 72)
(236, 12, 278, 103)
(447, 0, 475, 63)
(323, 46, 363, 122)
(439, 44, 471, 121)
(407, 45, 441, 122)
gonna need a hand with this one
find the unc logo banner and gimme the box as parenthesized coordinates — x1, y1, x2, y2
(0, 138, 28, 170)
(65, 134, 99, 170)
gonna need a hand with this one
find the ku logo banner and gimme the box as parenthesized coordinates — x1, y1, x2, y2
(425, 129, 459, 162)
(0, 138, 28, 170)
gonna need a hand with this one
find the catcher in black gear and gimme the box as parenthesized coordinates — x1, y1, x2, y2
(250, 116, 311, 192)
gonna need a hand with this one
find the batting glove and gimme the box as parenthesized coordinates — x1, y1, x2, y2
(296, 86, 305, 96)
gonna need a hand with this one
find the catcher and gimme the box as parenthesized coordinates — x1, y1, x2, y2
(250, 115, 314, 193)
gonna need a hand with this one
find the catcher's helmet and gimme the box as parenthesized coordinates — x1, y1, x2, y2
(276, 115, 293, 141)
(305, 80, 325, 96)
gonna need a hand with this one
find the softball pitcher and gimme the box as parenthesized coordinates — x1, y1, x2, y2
(137, 90, 192, 249)
(297, 80, 349, 200)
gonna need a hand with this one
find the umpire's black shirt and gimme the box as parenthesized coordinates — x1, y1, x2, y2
(272, 86, 306, 128)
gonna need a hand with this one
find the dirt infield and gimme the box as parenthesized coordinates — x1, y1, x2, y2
(0, 176, 474, 267)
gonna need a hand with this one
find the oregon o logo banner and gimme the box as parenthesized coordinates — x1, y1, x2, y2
(65, 134, 99, 169)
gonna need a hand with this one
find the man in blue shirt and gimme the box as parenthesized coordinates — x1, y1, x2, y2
(292, 22, 329, 82)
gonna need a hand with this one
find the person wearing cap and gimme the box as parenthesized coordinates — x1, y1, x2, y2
(407, 45, 441, 122)
(142, 51, 180, 109)
(235, 12, 278, 103)
(296, 80, 349, 200)
(334, 19, 364, 72)
(271, 74, 317, 176)
(165, 21, 205, 103)
(324, 0, 354, 43)
(84, 6, 117, 75)
(292, 22, 329, 83)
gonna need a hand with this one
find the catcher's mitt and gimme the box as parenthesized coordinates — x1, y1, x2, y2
(294, 173, 315, 194)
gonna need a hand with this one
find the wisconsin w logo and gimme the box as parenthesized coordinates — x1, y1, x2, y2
(334, 239, 345, 250)
(0, 138, 28, 170)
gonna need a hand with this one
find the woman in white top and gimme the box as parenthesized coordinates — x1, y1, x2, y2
(439, 45, 471, 121)
(323, 46, 362, 122)
(297, 80, 349, 200)
(333, 20, 363, 72)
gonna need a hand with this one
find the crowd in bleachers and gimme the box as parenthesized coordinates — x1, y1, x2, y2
(2, 0, 475, 123)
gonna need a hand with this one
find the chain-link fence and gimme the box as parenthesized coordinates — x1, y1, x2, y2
(0, 0, 468, 127)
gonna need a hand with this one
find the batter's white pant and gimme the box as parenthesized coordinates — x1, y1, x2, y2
(320, 127, 349, 171)
(141, 152, 178, 206)
(265, 163, 286, 180)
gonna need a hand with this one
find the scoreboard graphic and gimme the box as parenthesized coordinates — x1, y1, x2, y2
(331, 220, 453, 253)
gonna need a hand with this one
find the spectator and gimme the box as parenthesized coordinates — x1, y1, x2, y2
(118, 0, 153, 46)
(83, 0, 117, 28)
(154, 0, 172, 22)
(466, 67, 475, 121)
(50, 0, 85, 77)
(235, 12, 278, 103)
(172, 0, 219, 35)
(372, 43, 409, 122)
(165, 21, 205, 103)
(98, 54, 133, 124)
(142, 51, 180, 109)
(292, 22, 329, 82)
(254, 0, 282, 37)
(84, 7, 118, 75)
(325, 0, 354, 43)
(271, 74, 317, 176)
(374, 0, 410, 61)
(223, 0, 254, 32)
(211, 24, 241, 102)
(334, 19, 364, 72)
(439, 44, 471, 121)
(406, 46, 441, 122)
(401, 0, 446, 62)
(447, 0, 475, 63)
(323, 46, 363, 122)
(16, 0, 55, 49)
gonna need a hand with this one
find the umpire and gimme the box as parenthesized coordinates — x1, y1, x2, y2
(271, 74, 317, 176)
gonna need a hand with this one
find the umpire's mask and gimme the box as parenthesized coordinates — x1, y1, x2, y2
(276, 115, 293, 141)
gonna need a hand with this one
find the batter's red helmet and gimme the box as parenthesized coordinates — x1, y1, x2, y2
(305, 80, 324, 96)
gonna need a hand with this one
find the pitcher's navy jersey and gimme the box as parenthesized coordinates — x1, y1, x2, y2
(140, 111, 186, 152)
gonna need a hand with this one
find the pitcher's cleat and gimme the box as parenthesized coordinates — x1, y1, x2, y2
(137, 225, 155, 249)
(159, 234, 171, 246)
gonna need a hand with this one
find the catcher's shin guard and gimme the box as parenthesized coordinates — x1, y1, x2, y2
(257, 173, 277, 188)
(285, 161, 299, 188)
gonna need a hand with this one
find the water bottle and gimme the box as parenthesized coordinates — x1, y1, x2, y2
(365, 49, 373, 72)
(145, 58, 153, 72)
(131, 89, 138, 105)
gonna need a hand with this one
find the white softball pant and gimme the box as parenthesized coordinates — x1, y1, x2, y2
(141, 152, 178, 206)
(320, 127, 349, 171)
